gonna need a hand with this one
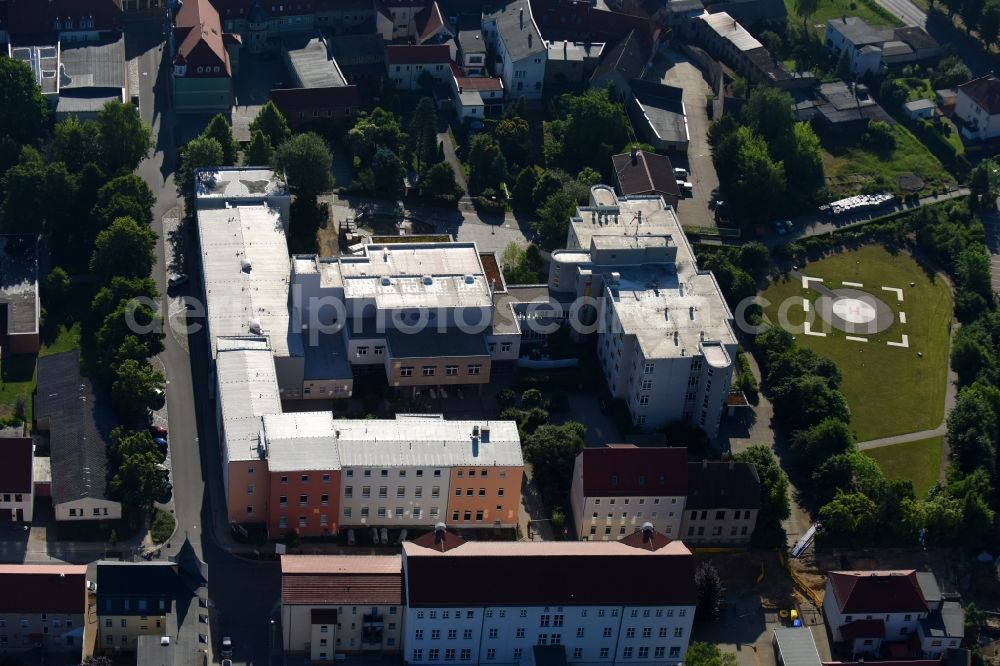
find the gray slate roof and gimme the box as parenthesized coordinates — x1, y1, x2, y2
(59, 34, 125, 91)
(486, 0, 545, 62)
(828, 16, 885, 46)
(35, 351, 116, 506)
(685, 461, 761, 509)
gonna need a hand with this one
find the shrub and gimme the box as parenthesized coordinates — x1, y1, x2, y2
(150, 509, 176, 544)
(521, 388, 543, 407)
(495, 389, 517, 408)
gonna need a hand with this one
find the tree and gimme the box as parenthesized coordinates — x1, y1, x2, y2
(0, 146, 46, 234)
(554, 87, 629, 169)
(534, 187, 578, 249)
(45, 267, 72, 305)
(522, 422, 586, 509)
(812, 450, 886, 505)
(965, 603, 986, 642)
(273, 132, 334, 201)
(961, 0, 987, 34)
(408, 97, 439, 171)
(818, 491, 878, 546)
(930, 56, 972, 89)
(695, 562, 725, 622)
(759, 30, 784, 55)
(52, 116, 103, 172)
(794, 0, 820, 28)
(791, 417, 855, 465)
(98, 100, 153, 174)
(370, 147, 405, 197)
(512, 166, 540, 210)
(346, 107, 406, 165)
(862, 120, 896, 153)
(109, 426, 159, 466)
(93, 174, 156, 227)
(979, 0, 1000, 45)
(785, 122, 825, 204)
(178, 136, 224, 193)
(734, 445, 790, 546)
(111, 359, 165, 420)
(685, 643, 737, 666)
(743, 87, 796, 159)
(946, 384, 999, 475)
(467, 133, 501, 194)
(94, 300, 164, 377)
(421, 161, 463, 202)
(90, 217, 157, 279)
(112, 451, 167, 510)
(0, 57, 47, 146)
(716, 127, 786, 226)
(772, 375, 850, 431)
(203, 113, 239, 166)
(495, 117, 532, 169)
(249, 100, 291, 148)
(245, 130, 274, 166)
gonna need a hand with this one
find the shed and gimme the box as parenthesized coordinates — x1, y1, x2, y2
(904, 98, 937, 120)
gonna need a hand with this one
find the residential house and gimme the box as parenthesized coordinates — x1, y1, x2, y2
(680, 460, 759, 545)
(449, 65, 504, 119)
(550, 187, 737, 438)
(0, 435, 34, 523)
(402, 525, 697, 665)
(271, 33, 358, 127)
(0, 564, 88, 657)
(280, 555, 404, 658)
(35, 351, 122, 523)
(483, 0, 548, 100)
(457, 27, 488, 75)
(794, 80, 892, 134)
(569, 445, 688, 540)
(627, 79, 689, 153)
(529, 0, 663, 48)
(823, 570, 964, 658)
(695, 11, 798, 86)
(96, 562, 182, 651)
(590, 29, 650, 99)
(214, 0, 372, 51)
(545, 39, 605, 84)
(1, 0, 124, 44)
(886, 26, 942, 64)
(385, 44, 453, 90)
(611, 149, 681, 209)
(328, 32, 386, 82)
(377, 0, 451, 43)
(171, 0, 241, 112)
(936, 88, 958, 115)
(956, 74, 1000, 141)
(0, 235, 40, 354)
(824, 17, 884, 75)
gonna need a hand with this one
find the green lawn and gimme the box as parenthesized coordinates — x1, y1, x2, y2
(0, 321, 82, 424)
(784, 0, 902, 29)
(822, 124, 956, 196)
(151, 508, 177, 544)
(896, 77, 934, 102)
(761, 245, 953, 441)
(863, 436, 943, 497)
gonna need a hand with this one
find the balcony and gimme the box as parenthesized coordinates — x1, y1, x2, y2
(361, 627, 384, 645)
(363, 613, 384, 626)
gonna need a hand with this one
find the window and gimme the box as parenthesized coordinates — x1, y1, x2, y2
(445, 649, 456, 661)
(379, 487, 387, 498)
(455, 488, 462, 497)
(400, 366, 414, 377)
(643, 362, 654, 374)
(626, 628, 635, 638)
(299, 494, 308, 506)
(344, 486, 353, 498)
(299, 516, 307, 527)
(247, 484, 254, 495)
(623, 647, 633, 659)
(279, 516, 288, 528)
(638, 647, 649, 659)
(429, 649, 440, 661)
(655, 648, 666, 658)
(601, 648, 610, 659)
(448, 629, 457, 640)
(378, 507, 387, 518)
(432, 630, 441, 640)
(638, 395, 649, 406)
(446, 365, 458, 376)
(279, 496, 288, 507)
(397, 487, 406, 498)
(468, 364, 482, 375)
(301, 475, 309, 483)
(415, 487, 423, 498)
(357, 346, 369, 356)
(603, 627, 612, 637)
(375, 346, 385, 356)
(576, 628, 584, 638)
(537, 634, 549, 645)
(422, 366, 436, 376)
(674, 628, 684, 638)
(463, 630, 472, 640)
(432, 486, 440, 497)
(321, 494, 329, 506)
(489, 629, 498, 639)
(514, 649, 523, 660)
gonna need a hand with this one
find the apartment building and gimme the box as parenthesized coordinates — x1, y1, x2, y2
(569, 445, 687, 540)
(0, 564, 87, 656)
(956, 75, 1000, 141)
(549, 187, 737, 439)
(0, 436, 34, 523)
(823, 570, 964, 658)
(281, 555, 404, 658)
(483, 0, 547, 100)
(402, 525, 697, 665)
(680, 461, 759, 545)
(96, 562, 179, 651)
(385, 45, 453, 91)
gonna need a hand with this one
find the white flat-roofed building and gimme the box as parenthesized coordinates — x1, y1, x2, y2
(195, 167, 291, 220)
(215, 338, 282, 526)
(402, 525, 697, 665)
(549, 187, 737, 439)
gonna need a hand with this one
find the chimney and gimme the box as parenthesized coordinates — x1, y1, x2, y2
(630, 146, 638, 164)
(434, 522, 447, 544)
(641, 522, 655, 543)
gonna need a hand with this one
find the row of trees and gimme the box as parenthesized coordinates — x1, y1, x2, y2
(709, 87, 825, 229)
(932, 0, 1000, 49)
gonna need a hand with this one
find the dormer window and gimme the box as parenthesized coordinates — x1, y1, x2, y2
(54, 19, 62, 30)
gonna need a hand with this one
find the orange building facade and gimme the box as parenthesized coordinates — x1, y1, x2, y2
(445, 465, 523, 528)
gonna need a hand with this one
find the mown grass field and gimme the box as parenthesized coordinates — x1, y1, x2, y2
(863, 436, 943, 497)
(761, 245, 953, 441)
(783, 0, 903, 29)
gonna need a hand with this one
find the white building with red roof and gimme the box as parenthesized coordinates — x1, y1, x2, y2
(448, 64, 504, 119)
(171, 0, 241, 111)
(956, 74, 1000, 141)
(386, 44, 453, 90)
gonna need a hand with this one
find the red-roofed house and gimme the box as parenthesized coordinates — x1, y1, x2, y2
(4, 0, 124, 42)
(956, 75, 1000, 141)
(280, 555, 403, 659)
(171, 0, 241, 111)
(0, 564, 88, 657)
(823, 570, 964, 656)
(376, 0, 452, 42)
(386, 44, 453, 90)
(0, 436, 34, 522)
(569, 444, 688, 540)
(448, 64, 504, 119)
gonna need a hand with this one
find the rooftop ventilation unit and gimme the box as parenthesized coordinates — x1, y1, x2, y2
(464, 275, 475, 284)
(249, 318, 262, 334)
(422, 275, 433, 285)
(241, 258, 252, 272)
(381, 277, 391, 286)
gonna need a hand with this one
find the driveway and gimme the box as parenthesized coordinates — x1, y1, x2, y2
(645, 51, 720, 228)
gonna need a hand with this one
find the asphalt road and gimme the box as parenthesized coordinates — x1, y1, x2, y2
(129, 17, 281, 666)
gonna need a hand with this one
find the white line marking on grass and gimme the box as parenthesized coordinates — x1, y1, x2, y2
(843, 281, 863, 287)
(803, 321, 826, 337)
(887, 334, 910, 348)
(803, 298, 810, 312)
(899, 311, 906, 324)
(882, 286, 904, 301)
(846, 336, 868, 342)
(802, 276, 824, 289)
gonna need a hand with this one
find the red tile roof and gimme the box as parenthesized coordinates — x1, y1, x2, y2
(386, 44, 451, 65)
(174, 0, 231, 77)
(529, 0, 660, 46)
(959, 75, 1000, 115)
(402, 532, 695, 607)
(612, 150, 680, 199)
(409, 527, 466, 552)
(6, 0, 123, 37)
(828, 571, 928, 614)
(617, 527, 674, 551)
(580, 445, 688, 497)
(839, 619, 886, 641)
(0, 565, 87, 614)
(415, 1, 446, 43)
(451, 64, 504, 91)
(281, 556, 403, 606)
(0, 437, 33, 494)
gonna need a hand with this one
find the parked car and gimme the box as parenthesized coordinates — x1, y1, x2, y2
(149, 424, 168, 437)
(168, 273, 189, 288)
(131, 94, 140, 113)
(151, 388, 166, 408)
(677, 181, 693, 194)
(154, 436, 168, 452)
(673, 167, 688, 180)
(157, 482, 173, 504)
(87, 580, 97, 593)
(221, 637, 233, 658)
